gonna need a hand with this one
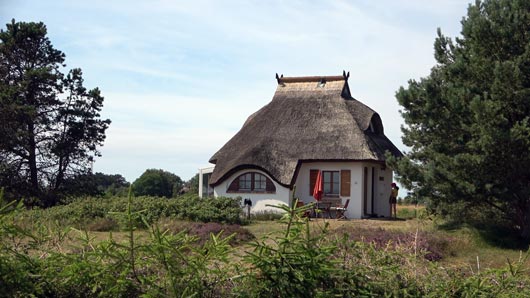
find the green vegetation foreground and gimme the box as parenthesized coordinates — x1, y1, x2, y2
(1, 192, 529, 297)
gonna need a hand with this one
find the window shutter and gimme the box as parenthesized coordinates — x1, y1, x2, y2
(227, 178, 239, 192)
(266, 177, 276, 192)
(340, 170, 351, 197)
(309, 169, 318, 195)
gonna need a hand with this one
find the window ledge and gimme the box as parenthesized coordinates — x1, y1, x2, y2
(227, 190, 276, 194)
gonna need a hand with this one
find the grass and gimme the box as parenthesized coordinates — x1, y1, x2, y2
(4, 198, 530, 297)
(435, 224, 527, 269)
(243, 205, 529, 271)
(13, 203, 529, 271)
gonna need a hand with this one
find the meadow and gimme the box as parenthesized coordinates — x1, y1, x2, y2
(1, 194, 529, 297)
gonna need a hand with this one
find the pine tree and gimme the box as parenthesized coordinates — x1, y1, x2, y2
(0, 20, 110, 206)
(393, 0, 530, 239)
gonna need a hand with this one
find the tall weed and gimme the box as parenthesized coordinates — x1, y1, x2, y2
(235, 200, 335, 297)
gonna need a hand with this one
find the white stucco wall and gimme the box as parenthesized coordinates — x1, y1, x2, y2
(294, 161, 394, 219)
(213, 169, 291, 214)
(294, 162, 362, 219)
(212, 162, 394, 218)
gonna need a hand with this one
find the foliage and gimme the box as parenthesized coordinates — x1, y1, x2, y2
(0, 189, 234, 297)
(401, 192, 425, 205)
(185, 173, 199, 194)
(1, 191, 530, 297)
(132, 168, 183, 198)
(24, 194, 245, 229)
(250, 210, 284, 221)
(391, 0, 530, 239)
(61, 172, 130, 200)
(157, 219, 255, 246)
(235, 201, 335, 297)
(333, 225, 447, 261)
(0, 20, 111, 206)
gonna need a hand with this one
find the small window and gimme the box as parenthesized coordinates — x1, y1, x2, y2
(239, 173, 252, 190)
(228, 172, 276, 193)
(254, 173, 266, 191)
(323, 171, 339, 195)
(368, 114, 384, 135)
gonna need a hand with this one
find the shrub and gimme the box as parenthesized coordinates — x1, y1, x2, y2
(22, 195, 244, 230)
(1, 192, 235, 297)
(157, 218, 255, 246)
(2, 190, 530, 297)
(235, 203, 336, 297)
(331, 226, 450, 261)
(250, 210, 284, 221)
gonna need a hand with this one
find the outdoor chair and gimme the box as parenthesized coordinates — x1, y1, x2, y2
(333, 199, 350, 220)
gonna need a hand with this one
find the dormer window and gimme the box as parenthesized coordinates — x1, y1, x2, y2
(368, 114, 384, 135)
(228, 172, 276, 193)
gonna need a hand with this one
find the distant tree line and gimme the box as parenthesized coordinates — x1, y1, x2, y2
(61, 172, 130, 199)
(4, 167, 199, 202)
(62, 169, 198, 200)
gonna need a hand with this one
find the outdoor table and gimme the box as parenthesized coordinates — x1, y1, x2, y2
(313, 202, 332, 218)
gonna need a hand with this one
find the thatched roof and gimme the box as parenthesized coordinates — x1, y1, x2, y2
(209, 73, 403, 187)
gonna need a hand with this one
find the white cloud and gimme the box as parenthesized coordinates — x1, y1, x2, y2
(5, 0, 473, 181)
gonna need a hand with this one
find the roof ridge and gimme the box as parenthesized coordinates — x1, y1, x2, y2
(276, 71, 350, 84)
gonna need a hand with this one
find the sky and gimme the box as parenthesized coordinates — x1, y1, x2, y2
(1, 0, 472, 183)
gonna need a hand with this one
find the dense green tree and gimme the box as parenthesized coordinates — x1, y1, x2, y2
(132, 169, 183, 198)
(392, 0, 530, 239)
(61, 172, 130, 199)
(0, 20, 110, 206)
(186, 173, 199, 194)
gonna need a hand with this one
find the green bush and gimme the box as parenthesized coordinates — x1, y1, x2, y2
(1, 193, 235, 297)
(157, 218, 255, 246)
(2, 191, 530, 297)
(22, 195, 244, 230)
(250, 210, 284, 221)
(234, 203, 336, 297)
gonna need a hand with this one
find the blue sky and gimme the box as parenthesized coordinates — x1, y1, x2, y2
(2, 0, 471, 182)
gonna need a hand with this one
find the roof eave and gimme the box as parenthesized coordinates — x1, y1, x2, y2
(209, 164, 291, 188)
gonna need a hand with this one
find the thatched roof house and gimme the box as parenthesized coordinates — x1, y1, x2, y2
(202, 72, 402, 218)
